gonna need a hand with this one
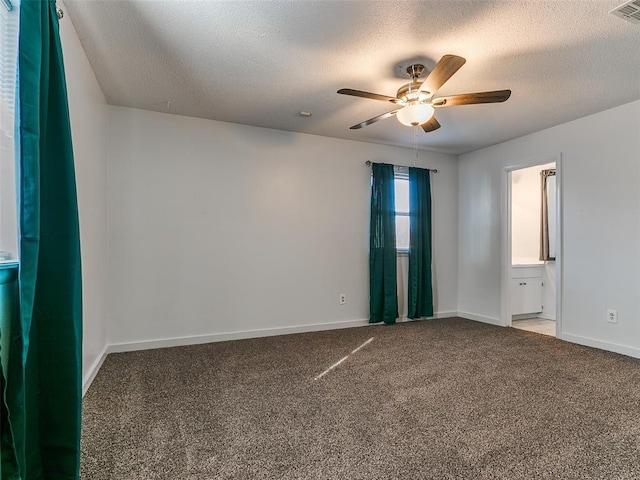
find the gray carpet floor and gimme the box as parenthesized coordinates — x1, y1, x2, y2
(81, 318, 640, 479)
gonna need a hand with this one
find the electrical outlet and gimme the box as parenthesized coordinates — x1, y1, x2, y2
(607, 309, 618, 324)
(339, 294, 346, 305)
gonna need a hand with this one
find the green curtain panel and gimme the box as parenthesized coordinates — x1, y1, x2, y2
(2, 1, 83, 478)
(1, 265, 19, 479)
(369, 163, 398, 324)
(407, 167, 433, 319)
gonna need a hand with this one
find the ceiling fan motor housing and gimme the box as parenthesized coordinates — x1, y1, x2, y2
(397, 82, 430, 104)
(396, 64, 430, 104)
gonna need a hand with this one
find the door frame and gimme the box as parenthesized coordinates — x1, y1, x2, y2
(500, 153, 563, 335)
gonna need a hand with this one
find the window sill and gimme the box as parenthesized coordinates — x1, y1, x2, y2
(396, 250, 409, 256)
(0, 261, 18, 284)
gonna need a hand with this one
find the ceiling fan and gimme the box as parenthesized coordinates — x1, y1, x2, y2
(337, 55, 511, 133)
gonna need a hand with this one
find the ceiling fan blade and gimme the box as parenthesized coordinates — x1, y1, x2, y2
(432, 90, 512, 107)
(350, 109, 400, 129)
(419, 55, 466, 94)
(421, 116, 441, 133)
(338, 88, 397, 103)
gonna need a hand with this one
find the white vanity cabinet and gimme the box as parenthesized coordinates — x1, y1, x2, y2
(511, 266, 543, 316)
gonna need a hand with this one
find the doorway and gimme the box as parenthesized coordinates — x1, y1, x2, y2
(501, 154, 562, 337)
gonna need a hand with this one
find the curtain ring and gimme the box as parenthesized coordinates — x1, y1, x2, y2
(56, 6, 64, 19)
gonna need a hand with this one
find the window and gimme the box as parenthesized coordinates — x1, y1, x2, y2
(0, 0, 19, 263)
(394, 173, 409, 252)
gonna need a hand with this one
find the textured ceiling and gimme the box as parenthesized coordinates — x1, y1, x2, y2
(64, 0, 640, 154)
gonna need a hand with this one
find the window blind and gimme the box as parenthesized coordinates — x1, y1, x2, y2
(0, 0, 19, 261)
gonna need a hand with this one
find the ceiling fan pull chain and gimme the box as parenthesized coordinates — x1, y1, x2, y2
(413, 125, 418, 167)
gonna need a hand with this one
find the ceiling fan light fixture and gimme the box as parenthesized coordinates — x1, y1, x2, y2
(396, 103, 435, 127)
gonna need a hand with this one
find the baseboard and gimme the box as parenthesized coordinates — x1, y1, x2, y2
(557, 332, 640, 359)
(81, 315, 640, 395)
(511, 313, 540, 321)
(398, 311, 458, 322)
(87, 312, 471, 382)
(82, 344, 108, 397)
(107, 318, 371, 353)
(538, 312, 556, 321)
(457, 311, 506, 327)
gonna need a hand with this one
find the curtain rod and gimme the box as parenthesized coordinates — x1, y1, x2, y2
(365, 160, 438, 173)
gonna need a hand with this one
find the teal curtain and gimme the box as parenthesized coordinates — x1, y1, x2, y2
(369, 163, 398, 324)
(407, 167, 433, 319)
(1, 265, 19, 478)
(2, 1, 83, 478)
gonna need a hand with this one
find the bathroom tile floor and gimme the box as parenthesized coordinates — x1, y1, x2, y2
(512, 318, 556, 337)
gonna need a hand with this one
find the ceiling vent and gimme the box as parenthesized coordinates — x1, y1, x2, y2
(610, 0, 640, 24)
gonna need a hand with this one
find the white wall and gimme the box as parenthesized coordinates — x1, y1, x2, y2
(60, 3, 109, 388)
(541, 262, 555, 321)
(106, 107, 458, 346)
(459, 100, 640, 356)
